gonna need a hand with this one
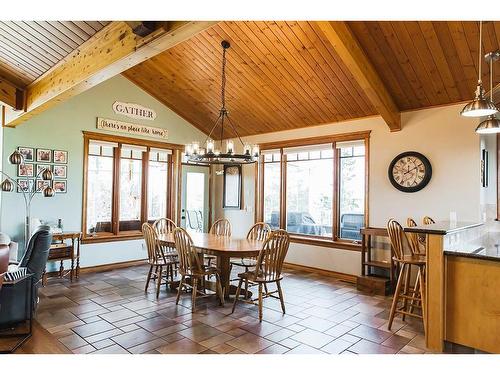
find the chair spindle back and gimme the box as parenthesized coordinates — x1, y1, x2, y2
(173, 227, 203, 275)
(254, 229, 290, 281)
(423, 216, 435, 225)
(142, 223, 164, 263)
(210, 219, 231, 237)
(406, 218, 422, 255)
(247, 222, 272, 241)
(153, 218, 176, 235)
(387, 219, 412, 262)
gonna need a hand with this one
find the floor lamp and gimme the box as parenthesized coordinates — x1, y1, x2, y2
(0, 149, 55, 246)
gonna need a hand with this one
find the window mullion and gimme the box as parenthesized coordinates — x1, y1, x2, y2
(112, 145, 121, 235)
(280, 150, 286, 230)
(141, 150, 149, 224)
(332, 143, 339, 242)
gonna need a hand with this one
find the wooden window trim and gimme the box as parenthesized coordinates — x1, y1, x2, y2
(257, 130, 370, 251)
(82, 131, 181, 243)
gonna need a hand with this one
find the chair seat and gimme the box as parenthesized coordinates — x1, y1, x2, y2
(230, 258, 257, 268)
(237, 270, 282, 283)
(394, 254, 426, 265)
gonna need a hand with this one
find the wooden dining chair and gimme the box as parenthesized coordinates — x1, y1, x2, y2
(386, 219, 426, 334)
(230, 222, 272, 296)
(173, 227, 224, 312)
(153, 218, 178, 276)
(206, 219, 232, 267)
(406, 218, 425, 255)
(142, 222, 178, 298)
(231, 229, 290, 321)
(423, 216, 435, 225)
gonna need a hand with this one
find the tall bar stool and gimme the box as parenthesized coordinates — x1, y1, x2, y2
(387, 219, 426, 333)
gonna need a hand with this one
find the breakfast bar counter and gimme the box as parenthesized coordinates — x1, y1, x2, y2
(405, 222, 500, 353)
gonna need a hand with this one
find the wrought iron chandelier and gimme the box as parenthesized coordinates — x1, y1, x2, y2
(185, 40, 259, 165)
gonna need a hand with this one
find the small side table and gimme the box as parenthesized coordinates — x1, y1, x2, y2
(43, 232, 81, 286)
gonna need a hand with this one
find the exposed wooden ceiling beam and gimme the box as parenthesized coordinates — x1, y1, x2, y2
(2, 20, 218, 127)
(316, 21, 401, 131)
(0, 76, 24, 110)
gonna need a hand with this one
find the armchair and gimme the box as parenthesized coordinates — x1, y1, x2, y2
(0, 226, 52, 327)
(0, 245, 9, 293)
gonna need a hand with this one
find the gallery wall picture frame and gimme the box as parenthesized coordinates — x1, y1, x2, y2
(17, 179, 34, 193)
(53, 150, 68, 164)
(18, 163, 34, 177)
(53, 165, 67, 179)
(17, 147, 34, 163)
(35, 179, 51, 193)
(53, 180, 67, 193)
(36, 148, 52, 163)
(223, 164, 242, 209)
(36, 164, 52, 175)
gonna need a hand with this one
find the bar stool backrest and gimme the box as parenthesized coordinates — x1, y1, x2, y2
(423, 216, 435, 225)
(210, 219, 231, 237)
(173, 227, 203, 276)
(406, 218, 422, 255)
(387, 219, 412, 262)
(254, 229, 290, 281)
(247, 222, 272, 241)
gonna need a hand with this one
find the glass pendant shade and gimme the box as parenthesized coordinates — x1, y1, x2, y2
(475, 115, 500, 134)
(43, 186, 55, 197)
(41, 168, 54, 181)
(461, 84, 498, 117)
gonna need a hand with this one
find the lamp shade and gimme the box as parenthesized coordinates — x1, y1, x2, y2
(461, 84, 498, 117)
(1, 179, 14, 192)
(43, 186, 55, 197)
(475, 115, 500, 134)
(41, 168, 54, 181)
(8, 150, 24, 165)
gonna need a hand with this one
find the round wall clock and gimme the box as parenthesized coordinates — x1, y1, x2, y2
(388, 151, 432, 193)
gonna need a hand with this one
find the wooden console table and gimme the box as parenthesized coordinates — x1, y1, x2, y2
(42, 232, 81, 286)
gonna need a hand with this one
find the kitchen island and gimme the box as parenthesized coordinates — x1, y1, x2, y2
(405, 221, 500, 353)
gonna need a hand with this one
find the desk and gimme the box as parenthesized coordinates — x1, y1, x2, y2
(43, 232, 81, 285)
(158, 232, 263, 298)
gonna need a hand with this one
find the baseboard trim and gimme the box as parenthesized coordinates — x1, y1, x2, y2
(44, 259, 147, 278)
(284, 262, 357, 284)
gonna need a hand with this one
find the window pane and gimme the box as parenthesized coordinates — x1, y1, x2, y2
(286, 159, 333, 237)
(119, 158, 142, 231)
(148, 161, 168, 220)
(339, 146, 365, 241)
(263, 163, 280, 230)
(86, 155, 113, 234)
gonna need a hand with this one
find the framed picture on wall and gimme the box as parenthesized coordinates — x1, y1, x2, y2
(53, 165, 67, 179)
(18, 147, 34, 163)
(53, 150, 68, 164)
(36, 164, 51, 176)
(223, 164, 242, 209)
(53, 180, 67, 193)
(18, 163, 34, 177)
(36, 148, 52, 163)
(17, 179, 34, 193)
(36, 179, 51, 193)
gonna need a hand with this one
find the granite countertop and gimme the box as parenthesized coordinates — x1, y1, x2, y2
(444, 230, 500, 262)
(404, 221, 483, 235)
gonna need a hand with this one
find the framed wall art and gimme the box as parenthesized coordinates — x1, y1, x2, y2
(223, 164, 242, 209)
(53, 180, 67, 193)
(18, 163, 34, 177)
(54, 150, 68, 164)
(36, 148, 52, 163)
(18, 147, 34, 162)
(53, 165, 67, 179)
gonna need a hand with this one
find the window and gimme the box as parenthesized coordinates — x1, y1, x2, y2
(258, 132, 369, 248)
(83, 133, 176, 242)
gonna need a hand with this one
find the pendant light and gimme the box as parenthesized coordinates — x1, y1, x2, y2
(185, 41, 259, 165)
(476, 51, 500, 134)
(461, 21, 498, 118)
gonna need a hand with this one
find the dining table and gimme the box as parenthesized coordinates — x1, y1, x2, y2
(157, 231, 264, 298)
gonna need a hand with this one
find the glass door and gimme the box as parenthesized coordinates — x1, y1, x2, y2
(181, 165, 209, 232)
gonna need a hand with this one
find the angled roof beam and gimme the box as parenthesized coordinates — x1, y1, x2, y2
(316, 21, 401, 131)
(3, 20, 218, 127)
(0, 76, 24, 111)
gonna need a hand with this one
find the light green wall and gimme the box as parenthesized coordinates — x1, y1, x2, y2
(1, 75, 205, 266)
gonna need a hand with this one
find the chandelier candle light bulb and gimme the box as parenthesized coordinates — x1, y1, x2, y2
(226, 140, 234, 154)
(206, 139, 215, 154)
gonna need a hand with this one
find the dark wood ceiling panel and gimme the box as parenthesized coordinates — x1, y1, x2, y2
(123, 21, 377, 137)
(0, 21, 110, 87)
(349, 21, 500, 111)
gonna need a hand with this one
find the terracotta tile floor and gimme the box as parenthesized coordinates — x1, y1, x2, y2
(34, 265, 431, 354)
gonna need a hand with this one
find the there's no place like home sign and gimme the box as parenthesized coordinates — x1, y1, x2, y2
(96, 117, 168, 140)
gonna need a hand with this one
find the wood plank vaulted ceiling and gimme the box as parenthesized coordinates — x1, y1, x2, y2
(123, 21, 500, 138)
(0, 21, 110, 87)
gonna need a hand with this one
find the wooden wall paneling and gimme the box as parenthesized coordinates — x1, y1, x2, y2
(224, 21, 323, 125)
(316, 21, 401, 131)
(375, 22, 432, 108)
(346, 21, 416, 110)
(418, 21, 462, 102)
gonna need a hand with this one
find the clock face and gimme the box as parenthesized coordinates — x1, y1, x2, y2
(388, 152, 432, 193)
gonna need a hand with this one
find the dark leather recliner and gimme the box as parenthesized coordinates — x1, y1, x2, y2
(0, 226, 52, 327)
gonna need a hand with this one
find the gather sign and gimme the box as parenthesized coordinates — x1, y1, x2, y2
(112, 101, 157, 121)
(96, 117, 168, 140)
